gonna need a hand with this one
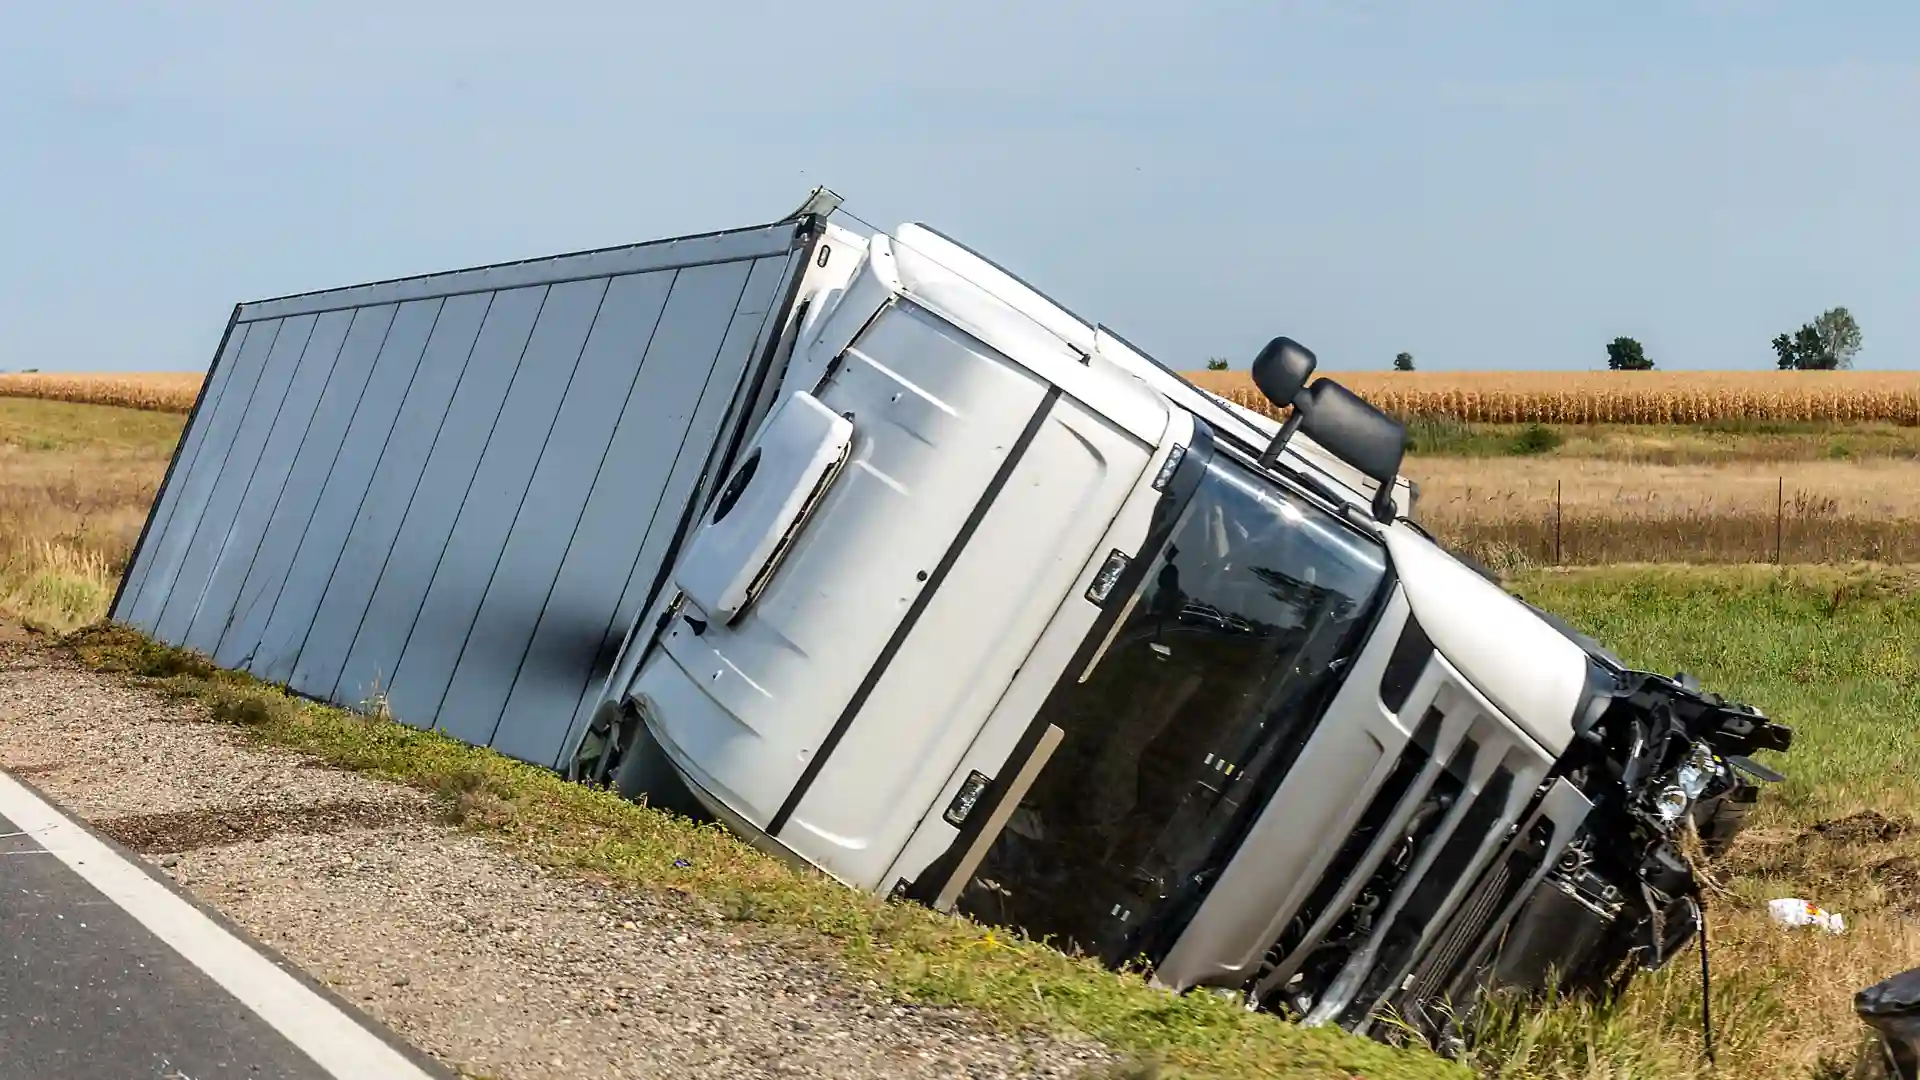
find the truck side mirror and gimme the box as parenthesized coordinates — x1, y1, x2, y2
(1295, 379, 1409, 522)
(1249, 336, 1317, 411)
(1251, 337, 1317, 473)
(1248, 335, 1408, 523)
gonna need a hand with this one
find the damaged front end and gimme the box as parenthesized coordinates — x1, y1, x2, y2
(1854, 967, 1920, 1080)
(1381, 658, 1794, 1054)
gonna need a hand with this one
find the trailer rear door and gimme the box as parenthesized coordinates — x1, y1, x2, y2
(112, 215, 823, 769)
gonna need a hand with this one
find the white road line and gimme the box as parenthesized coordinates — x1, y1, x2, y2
(0, 771, 438, 1080)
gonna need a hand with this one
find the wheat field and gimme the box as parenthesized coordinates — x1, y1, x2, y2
(0, 372, 202, 412)
(1187, 369, 1920, 425)
(7, 369, 1920, 425)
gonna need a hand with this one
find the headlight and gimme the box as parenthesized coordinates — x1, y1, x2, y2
(1674, 743, 1722, 801)
(1653, 785, 1690, 823)
(1648, 744, 1724, 825)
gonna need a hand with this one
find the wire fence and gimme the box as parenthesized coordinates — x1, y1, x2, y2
(1420, 478, 1920, 567)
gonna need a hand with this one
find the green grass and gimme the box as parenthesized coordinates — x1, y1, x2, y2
(0, 397, 185, 454)
(63, 563, 1920, 1080)
(1511, 564, 1920, 823)
(1400, 418, 1920, 463)
(1507, 423, 1563, 456)
(1399, 417, 1566, 458)
(1403, 416, 1529, 457)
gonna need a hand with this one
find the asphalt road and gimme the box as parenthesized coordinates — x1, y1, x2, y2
(0, 769, 450, 1080)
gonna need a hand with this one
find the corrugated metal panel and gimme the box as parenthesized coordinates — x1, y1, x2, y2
(114, 218, 817, 768)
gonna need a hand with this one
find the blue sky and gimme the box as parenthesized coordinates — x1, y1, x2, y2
(2, 2, 1915, 374)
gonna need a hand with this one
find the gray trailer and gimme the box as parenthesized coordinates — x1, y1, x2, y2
(113, 196, 843, 769)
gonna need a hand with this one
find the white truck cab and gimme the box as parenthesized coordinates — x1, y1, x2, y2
(575, 216, 1792, 1045)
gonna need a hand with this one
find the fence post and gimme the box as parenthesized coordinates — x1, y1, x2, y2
(1554, 480, 1562, 565)
(1775, 476, 1783, 565)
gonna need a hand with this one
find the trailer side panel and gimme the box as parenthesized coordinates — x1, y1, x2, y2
(113, 219, 816, 767)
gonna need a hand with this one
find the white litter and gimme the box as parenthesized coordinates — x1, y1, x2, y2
(1769, 897, 1847, 934)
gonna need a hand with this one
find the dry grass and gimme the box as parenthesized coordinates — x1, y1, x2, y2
(1188, 369, 1920, 425)
(0, 398, 184, 629)
(0, 371, 203, 412)
(1459, 897, 1916, 1079)
(1407, 456, 1920, 568)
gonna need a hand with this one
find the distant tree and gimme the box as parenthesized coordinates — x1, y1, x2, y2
(1774, 306, 1862, 369)
(1773, 327, 1820, 370)
(1815, 307, 1863, 369)
(1798, 325, 1825, 366)
(1205, 357, 1230, 371)
(1393, 351, 1415, 372)
(1605, 336, 1653, 371)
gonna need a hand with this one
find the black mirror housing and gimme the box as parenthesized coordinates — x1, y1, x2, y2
(1296, 380, 1407, 491)
(1247, 336, 1408, 524)
(1296, 379, 1409, 522)
(1249, 336, 1317, 411)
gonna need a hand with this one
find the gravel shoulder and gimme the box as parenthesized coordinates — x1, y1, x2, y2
(0, 630, 1114, 1080)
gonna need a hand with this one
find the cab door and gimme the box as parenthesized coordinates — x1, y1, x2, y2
(634, 299, 1055, 842)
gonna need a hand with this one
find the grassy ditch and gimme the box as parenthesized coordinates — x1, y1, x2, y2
(65, 623, 1466, 1080)
(62, 562, 1920, 1079)
(1473, 564, 1920, 1079)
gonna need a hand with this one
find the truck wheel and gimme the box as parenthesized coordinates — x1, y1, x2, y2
(612, 711, 710, 823)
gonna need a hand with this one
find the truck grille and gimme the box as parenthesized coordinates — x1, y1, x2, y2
(1249, 685, 1559, 1032)
(1387, 816, 1552, 1037)
(1334, 763, 1520, 1029)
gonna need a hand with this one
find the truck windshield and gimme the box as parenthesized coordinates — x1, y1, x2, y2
(955, 450, 1389, 967)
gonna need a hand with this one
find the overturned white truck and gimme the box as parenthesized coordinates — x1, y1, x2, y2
(116, 189, 1791, 1050)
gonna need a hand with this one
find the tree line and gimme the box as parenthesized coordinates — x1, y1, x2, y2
(1597, 306, 1862, 371)
(1203, 306, 1863, 372)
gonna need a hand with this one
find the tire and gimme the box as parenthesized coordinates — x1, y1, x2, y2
(612, 712, 710, 823)
(570, 696, 624, 784)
